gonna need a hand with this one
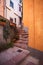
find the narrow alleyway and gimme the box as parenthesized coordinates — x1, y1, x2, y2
(0, 29, 39, 65)
(0, 46, 39, 65)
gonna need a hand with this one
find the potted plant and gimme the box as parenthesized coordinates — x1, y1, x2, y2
(0, 18, 6, 26)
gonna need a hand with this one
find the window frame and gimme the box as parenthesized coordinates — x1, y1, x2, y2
(10, 17, 13, 23)
(14, 18, 16, 23)
(10, 0, 14, 8)
(19, 5, 21, 12)
(19, 0, 22, 3)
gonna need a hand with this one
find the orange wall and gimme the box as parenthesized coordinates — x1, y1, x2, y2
(0, 0, 4, 16)
(23, 0, 35, 49)
(35, 0, 43, 51)
(23, 0, 43, 51)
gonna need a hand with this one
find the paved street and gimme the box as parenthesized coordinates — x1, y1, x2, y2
(0, 46, 30, 65)
(0, 46, 39, 65)
(0, 30, 39, 65)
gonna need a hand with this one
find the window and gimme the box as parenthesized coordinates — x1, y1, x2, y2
(14, 18, 16, 23)
(10, 17, 13, 23)
(19, 17, 22, 24)
(10, 0, 14, 8)
(19, 0, 22, 3)
(19, 5, 21, 11)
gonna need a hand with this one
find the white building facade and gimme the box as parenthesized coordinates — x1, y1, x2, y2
(1, 0, 22, 27)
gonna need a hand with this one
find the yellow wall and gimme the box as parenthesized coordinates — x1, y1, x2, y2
(23, 0, 43, 51)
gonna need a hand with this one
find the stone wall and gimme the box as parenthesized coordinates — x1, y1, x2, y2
(0, 25, 11, 46)
(0, 26, 3, 45)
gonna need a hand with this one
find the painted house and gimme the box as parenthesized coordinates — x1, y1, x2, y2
(0, 0, 22, 27)
(0, 0, 22, 46)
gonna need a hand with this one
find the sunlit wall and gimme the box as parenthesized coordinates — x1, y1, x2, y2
(23, 0, 43, 51)
(0, 0, 4, 16)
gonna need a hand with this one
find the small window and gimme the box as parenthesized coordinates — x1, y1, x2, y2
(19, 5, 21, 11)
(19, 0, 22, 3)
(10, 17, 13, 23)
(10, 0, 14, 8)
(14, 18, 16, 23)
(19, 17, 22, 24)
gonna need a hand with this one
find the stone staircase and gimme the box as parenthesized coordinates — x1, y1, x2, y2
(0, 28, 39, 65)
(14, 28, 28, 49)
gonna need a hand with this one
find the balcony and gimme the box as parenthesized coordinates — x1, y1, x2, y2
(0, 15, 16, 27)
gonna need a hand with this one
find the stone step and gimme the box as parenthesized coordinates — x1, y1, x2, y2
(19, 55, 39, 65)
(22, 33, 28, 35)
(1, 47, 30, 65)
(22, 36, 28, 38)
(15, 40, 22, 43)
(22, 35, 28, 36)
(19, 36, 28, 39)
(13, 50, 30, 64)
(21, 38, 28, 41)
(21, 39, 28, 41)
(14, 43, 28, 49)
(22, 41, 28, 44)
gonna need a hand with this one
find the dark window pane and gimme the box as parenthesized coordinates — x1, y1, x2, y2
(19, 17, 22, 24)
(20, 0, 22, 3)
(10, 17, 13, 23)
(14, 18, 16, 23)
(10, 0, 14, 8)
(19, 6, 21, 11)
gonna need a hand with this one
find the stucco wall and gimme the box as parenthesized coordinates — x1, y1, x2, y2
(5, 0, 21, 27)
(0, 0, 22, 27)
(0, 26, 6, 46)
(35, 0, 43, 51)
(0, 0, 4, 16)
(23, 0, 43, 51)
(0, 26, 3, 44)
(23, 0, 35, 49)
(0, 25, 11, 46)
(6, 8, 20, 27)
(6, 0, 22, 17)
